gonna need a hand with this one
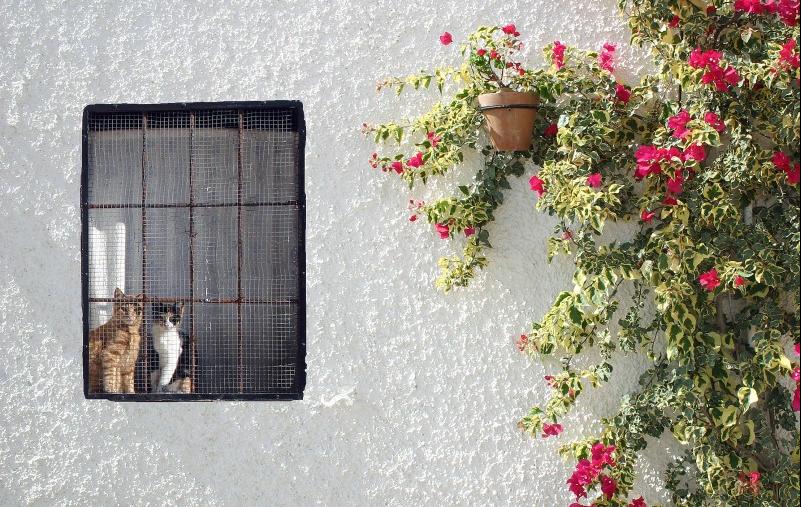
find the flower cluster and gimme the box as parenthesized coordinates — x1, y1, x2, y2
(598, 43, 616, 73)
(793, 343, 800, 412)
(778, 39, 800, 71)
(734, 0, 800, 26)
(689, 48, 741, 91)
(773, 151, 800, 184)
(552, 41, 567, 69)
(737, 470, 762, 495)
(566, 443, 620, 502)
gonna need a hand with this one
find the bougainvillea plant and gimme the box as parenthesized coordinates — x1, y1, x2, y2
(365, 1, 799, 506)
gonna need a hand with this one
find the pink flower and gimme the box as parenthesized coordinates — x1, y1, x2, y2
(666, 176, 684, 194)
(476, 48, 487, 57)
(699, 268, 721, 291)
(599, 42, 616, 73)
(409, 214, 418, 222)
(591, 443, 616, 467)
(529, 175, 546, 196)
(662, 195, 678, 206)
(390, 161, 404, 174)
(615, 83, 631, 103)
(407, 152, 424, 168)
(791, 367, 800, 382)
(689, 48, 722, 69)
(542, 423, 564, 438)
(516, 334, 528, 352)
(641, 209, 656, 224)
(439, 32, 453, 45)
(587, 173, 602, 188)
(778, 39, 800, 70)
(734, 275, 746, 287)
(735, 0, 766, 14)
(704, 112, 726, 132)
(427, 131, 441, 148)
(435, 223, 450, 239)
(669, 14, 681, 28)
(501, 23, 520, 36)
(489, 49, 500, 60)
(793, 387, 800, 411)
(600, 475, 617, 499)
(668, 110, 692, 138)
(773, 151, 792, 171)
(464, 226, 476, 237)
(630, 497, 647, 507)
(553, 41, 567, 69)
(795, 343, 800, 355)
(776, 0, 800, 26)
(544, 375, 556, 387)
(724, 66, 742, 86)
(544, 123, 559, 137)
(683, 143, 707, 162)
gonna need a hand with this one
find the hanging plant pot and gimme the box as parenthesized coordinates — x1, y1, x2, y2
(477, 90, 539, 151)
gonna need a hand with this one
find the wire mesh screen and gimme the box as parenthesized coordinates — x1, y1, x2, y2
(81, 102, 306, 401)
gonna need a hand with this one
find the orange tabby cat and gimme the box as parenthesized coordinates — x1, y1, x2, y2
(89, 288, 144, 393)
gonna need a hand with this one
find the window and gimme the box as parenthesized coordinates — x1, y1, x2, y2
(81, 102, 306, 400)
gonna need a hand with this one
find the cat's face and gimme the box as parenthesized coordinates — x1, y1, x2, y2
(152, 302, 184, 330)
(112, 287, 144, 327)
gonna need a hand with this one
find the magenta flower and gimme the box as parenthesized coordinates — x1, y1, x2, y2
(599, 42, 616, 73)
(529, 175, 546, 196)
(553, 41, 567, 69)
(544, 123, 559, 137)
(734, 275, 746, 287)
(704, 112, 725, 132)
(586, 173, 602, 188)
(778, 39, 800, 70)
(439, 32, 453, 45)
(668, 110, 692, 138)
(426, 131, 441, 148)
(476, 48, 487, 57)
(407, 152, 424, 168)
(699, 268, 721, 291)
(542, 423, 564, 438)
(390, 161, 404, 174)
(669, 14, 680, 27)
(501, 23, 520, 36)
(464, 226, 475, 237)
(640, 209, 655, 224)
(630, 497, 647, 507)
(435, 223, 450, 239)
(615, 83, 631, 103)
(683, 143, 707, 163)
(600, 475, 617, 499)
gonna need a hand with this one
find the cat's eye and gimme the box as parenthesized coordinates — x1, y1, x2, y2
(82, 102, 306, 401)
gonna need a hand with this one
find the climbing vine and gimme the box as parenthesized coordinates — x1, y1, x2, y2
(365, 2, 799, 506)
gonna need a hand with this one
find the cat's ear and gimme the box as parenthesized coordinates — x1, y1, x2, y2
(176, 302, 185, 315)
(114, 287, 124, 299)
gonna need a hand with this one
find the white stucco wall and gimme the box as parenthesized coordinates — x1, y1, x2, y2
(0, 1, 672, 505)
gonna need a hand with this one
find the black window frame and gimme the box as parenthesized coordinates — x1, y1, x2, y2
(81, 101, 306, 401)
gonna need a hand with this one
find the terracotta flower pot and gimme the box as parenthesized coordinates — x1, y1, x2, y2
(478, 90, 539, 151)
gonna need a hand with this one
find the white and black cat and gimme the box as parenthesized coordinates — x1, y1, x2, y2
(149, 302, 193, 393)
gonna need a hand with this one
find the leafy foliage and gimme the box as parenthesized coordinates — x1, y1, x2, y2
(366, 3, 799, 506)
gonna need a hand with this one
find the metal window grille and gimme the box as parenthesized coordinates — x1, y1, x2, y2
(81, 102, 306, 401)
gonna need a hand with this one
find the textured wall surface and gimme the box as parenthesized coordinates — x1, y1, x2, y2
(0, 1, 673, 505)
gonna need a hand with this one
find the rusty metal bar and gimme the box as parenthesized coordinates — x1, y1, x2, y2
(237, 110, 244, 394)
(188, 111, 196, 390)
(141, 112, 149, 384)
(89, 296, 297, 304)
(87, 201, 298, 209)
